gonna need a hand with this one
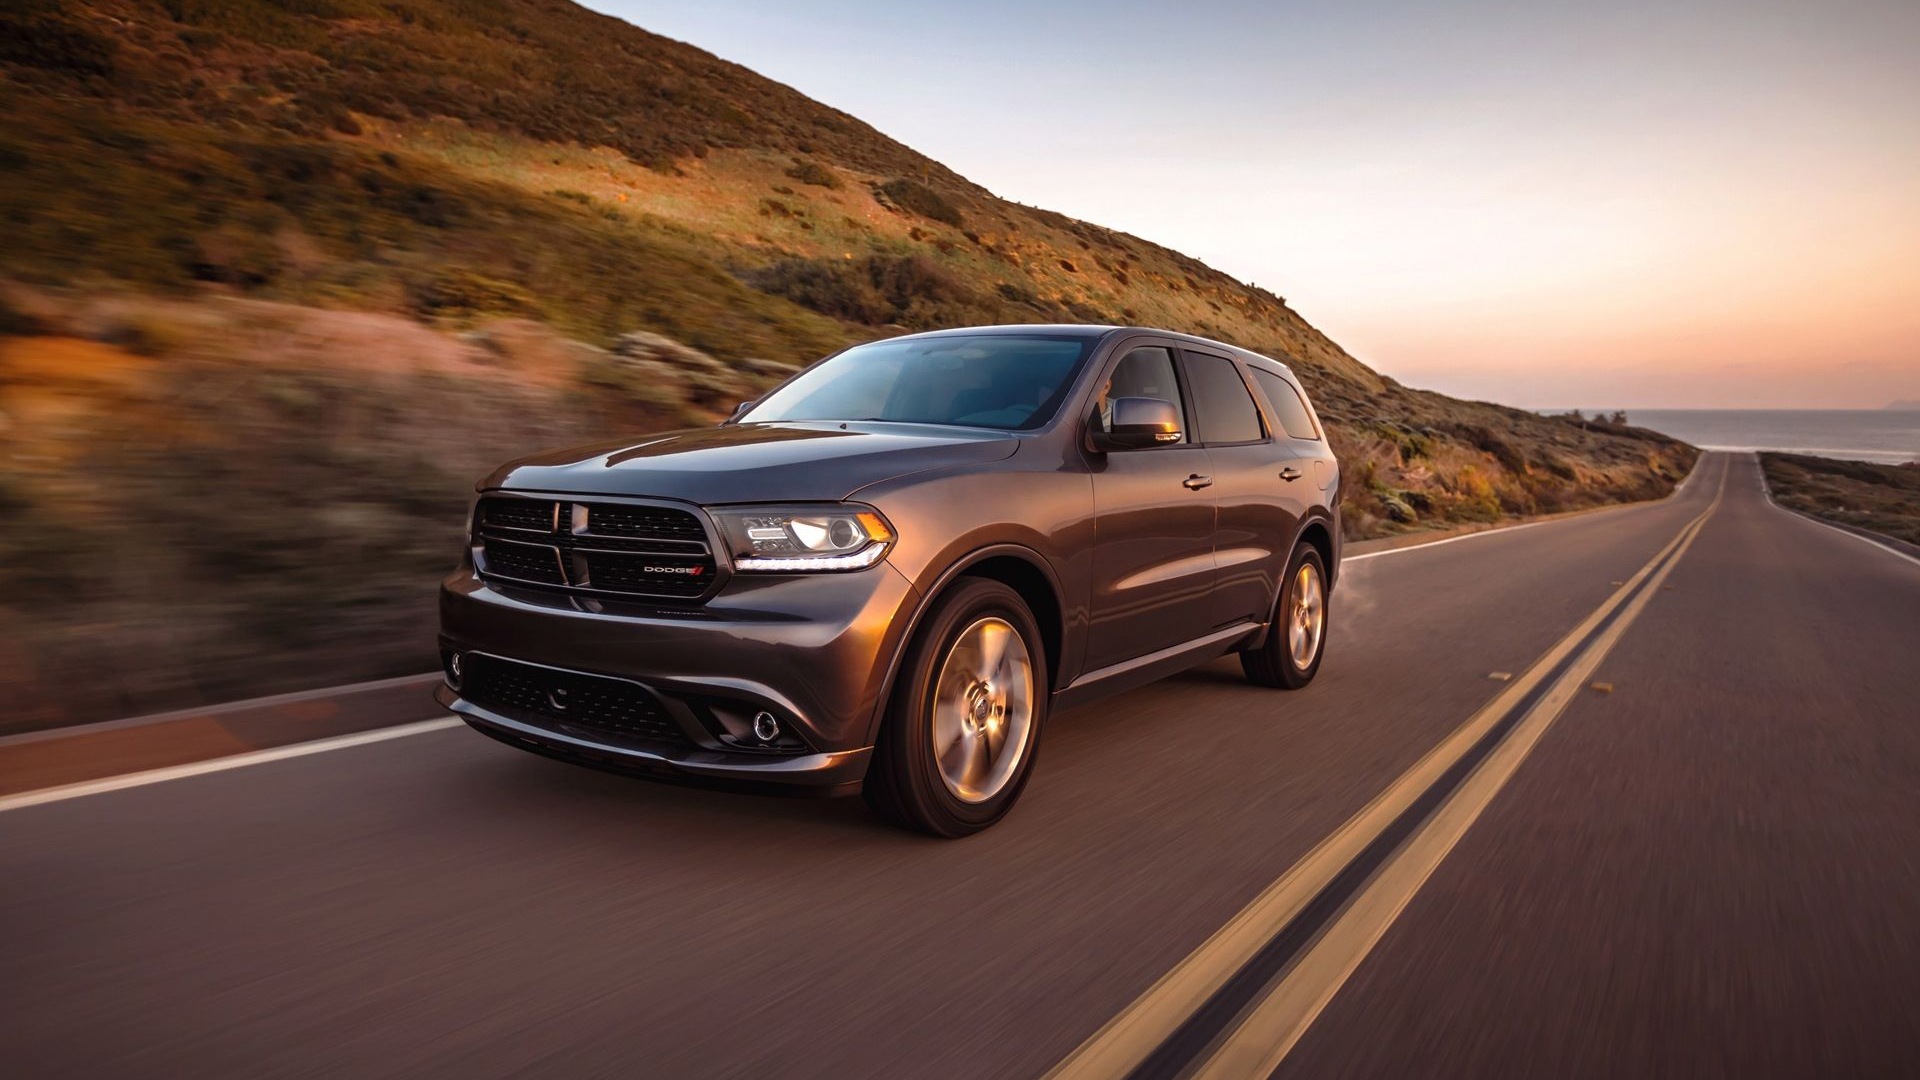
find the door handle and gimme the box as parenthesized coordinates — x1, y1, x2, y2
(1183, 474, 1213, 491)
(1279, 466, 1303, 482)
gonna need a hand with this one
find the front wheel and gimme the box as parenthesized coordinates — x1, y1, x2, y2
(1240, 543, 1328, 689)
(864, 578, 1047, 837)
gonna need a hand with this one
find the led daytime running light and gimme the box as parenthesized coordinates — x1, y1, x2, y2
(734, 545, 890, 571)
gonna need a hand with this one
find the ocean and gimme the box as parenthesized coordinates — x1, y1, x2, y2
(1585, 410, 1920, 465)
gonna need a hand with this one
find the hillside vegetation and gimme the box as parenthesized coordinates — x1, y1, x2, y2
(1761, 453, 1920, 546)
(0, 0, 1694, 729)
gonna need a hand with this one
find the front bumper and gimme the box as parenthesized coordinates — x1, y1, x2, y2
(436, 560, 921, 788)
(440, 684, 872, 794)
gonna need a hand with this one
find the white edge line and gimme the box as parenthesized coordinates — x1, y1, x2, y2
(1, 459, 1726, 806)
(1755, 457, 1920, 572)
(0, 717, 463, 813)
(1346, 451, 1709, 564)
(0, 671, 443, 748)
(1344, 517, 1555, 563)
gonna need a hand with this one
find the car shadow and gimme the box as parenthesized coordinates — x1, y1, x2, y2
(451, 655, 1284, 844)
(458, 740, 898, 841)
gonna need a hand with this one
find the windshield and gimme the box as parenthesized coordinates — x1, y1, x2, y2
(740, 335, 1093, 431)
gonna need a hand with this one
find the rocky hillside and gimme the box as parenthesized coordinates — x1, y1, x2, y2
(0, 0, 1695, 729)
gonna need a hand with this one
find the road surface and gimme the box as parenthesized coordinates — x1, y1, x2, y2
(4, 452, 1917, 1078)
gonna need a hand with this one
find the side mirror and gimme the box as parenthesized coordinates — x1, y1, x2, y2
(1092, 396, 1183, 450)
(723, 400, 756, 425)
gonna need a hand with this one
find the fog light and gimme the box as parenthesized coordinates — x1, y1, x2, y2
(446, 652, 464, 690)
(752, 711, 780, 742)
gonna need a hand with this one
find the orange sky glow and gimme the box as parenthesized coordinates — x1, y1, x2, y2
(602, 0, 1919, 409)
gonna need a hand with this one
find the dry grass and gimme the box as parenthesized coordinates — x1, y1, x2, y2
(0, 294, 797, 732)
(1760, 453, 1920, 545)
(0, 0, 1699, 726)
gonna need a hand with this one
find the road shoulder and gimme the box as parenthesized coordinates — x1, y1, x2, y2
(1, 471, 1703, 799)
(0, 674, 442, 797)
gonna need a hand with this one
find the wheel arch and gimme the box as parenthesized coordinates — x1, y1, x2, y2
(865, 544, 1066, 747)
(1242, 514, 1339, 653)
(1296, 515, 1338, 589)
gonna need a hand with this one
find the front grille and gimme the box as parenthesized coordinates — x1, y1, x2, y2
(482, 499, 557, 533)
(473, 496, 716, 600)
(579, 550, 714, 593)
(582, 504, 708, 543)
(461, 654, 687, 746)
(479, 536, 566, 584)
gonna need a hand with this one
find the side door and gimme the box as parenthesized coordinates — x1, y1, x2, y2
(1083, 343, 1217, 671)
(1246, 363, 1337, 505)
(1178, 350, 1308, 629)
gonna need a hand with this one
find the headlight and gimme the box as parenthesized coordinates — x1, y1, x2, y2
(709, 504, 896, 572)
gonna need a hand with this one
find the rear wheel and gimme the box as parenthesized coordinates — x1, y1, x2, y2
(864, 578, 1047, 837)
(1240, 542, 1328, 689)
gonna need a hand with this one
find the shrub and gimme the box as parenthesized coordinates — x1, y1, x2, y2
(1380, 491, 1417, 523)
(748, 257, 891, 323)
(0, 293, 43, 336)
(191, 222, 284, 287)
(412, 269, 541, 321)
(1537, 452, 1578, 481)
(867, 253, 969, 313)
(1376, 426, 1429, 463)
(1457, 424, 1528, 474)
(877, 178, 963, 227)
(1452, 466, 1503, 521)
(0, 10, 117, 76)
(783, 158, 839, 188)
(1061, 297, 1113, 322)
(747, 254, 975, 327)
(95, 308, 199, 356)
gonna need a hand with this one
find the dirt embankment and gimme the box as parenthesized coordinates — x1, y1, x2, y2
(0, 293, 793, 734)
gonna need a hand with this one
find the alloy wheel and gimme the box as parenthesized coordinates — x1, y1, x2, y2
(1288, 562, 1325, 670)
(931, 616, 1035, 803)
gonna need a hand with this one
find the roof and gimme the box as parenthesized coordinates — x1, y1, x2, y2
(879, 324, 1293, 375)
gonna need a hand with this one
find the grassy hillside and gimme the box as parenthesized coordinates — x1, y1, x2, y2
(1761, 453, 1920, 546)
(0, 0, 1695, 729)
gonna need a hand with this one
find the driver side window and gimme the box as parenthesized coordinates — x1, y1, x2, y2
(1096, 347, 1187, 444)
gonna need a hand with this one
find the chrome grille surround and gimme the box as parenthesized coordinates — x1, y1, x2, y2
(472, 494, 720, 602)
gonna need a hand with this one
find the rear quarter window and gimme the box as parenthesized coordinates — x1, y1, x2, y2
(1250, 369, 1321, 441)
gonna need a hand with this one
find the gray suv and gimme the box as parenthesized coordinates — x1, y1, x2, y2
(438, 325, 1340, 835)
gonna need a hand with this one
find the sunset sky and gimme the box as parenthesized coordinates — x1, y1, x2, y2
(591, 0, 1919, 409)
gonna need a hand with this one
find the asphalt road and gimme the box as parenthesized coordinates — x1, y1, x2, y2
(4, 452, 1917, 1079)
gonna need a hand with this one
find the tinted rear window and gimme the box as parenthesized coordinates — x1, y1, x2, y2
(1250, 369, 1320, 441)
(1183, 354, 1265, 444)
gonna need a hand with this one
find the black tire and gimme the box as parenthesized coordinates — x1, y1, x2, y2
(864, 577, 1048, 837)
(1240, 542, 1329, 689)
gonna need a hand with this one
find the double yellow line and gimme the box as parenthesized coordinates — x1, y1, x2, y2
(1047, 461, 1728, 1080)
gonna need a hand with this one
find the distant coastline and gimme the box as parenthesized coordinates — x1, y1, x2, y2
(1558, 409, 1920, 466)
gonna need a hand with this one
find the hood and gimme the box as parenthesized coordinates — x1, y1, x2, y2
(483, 421, 1021, 503)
